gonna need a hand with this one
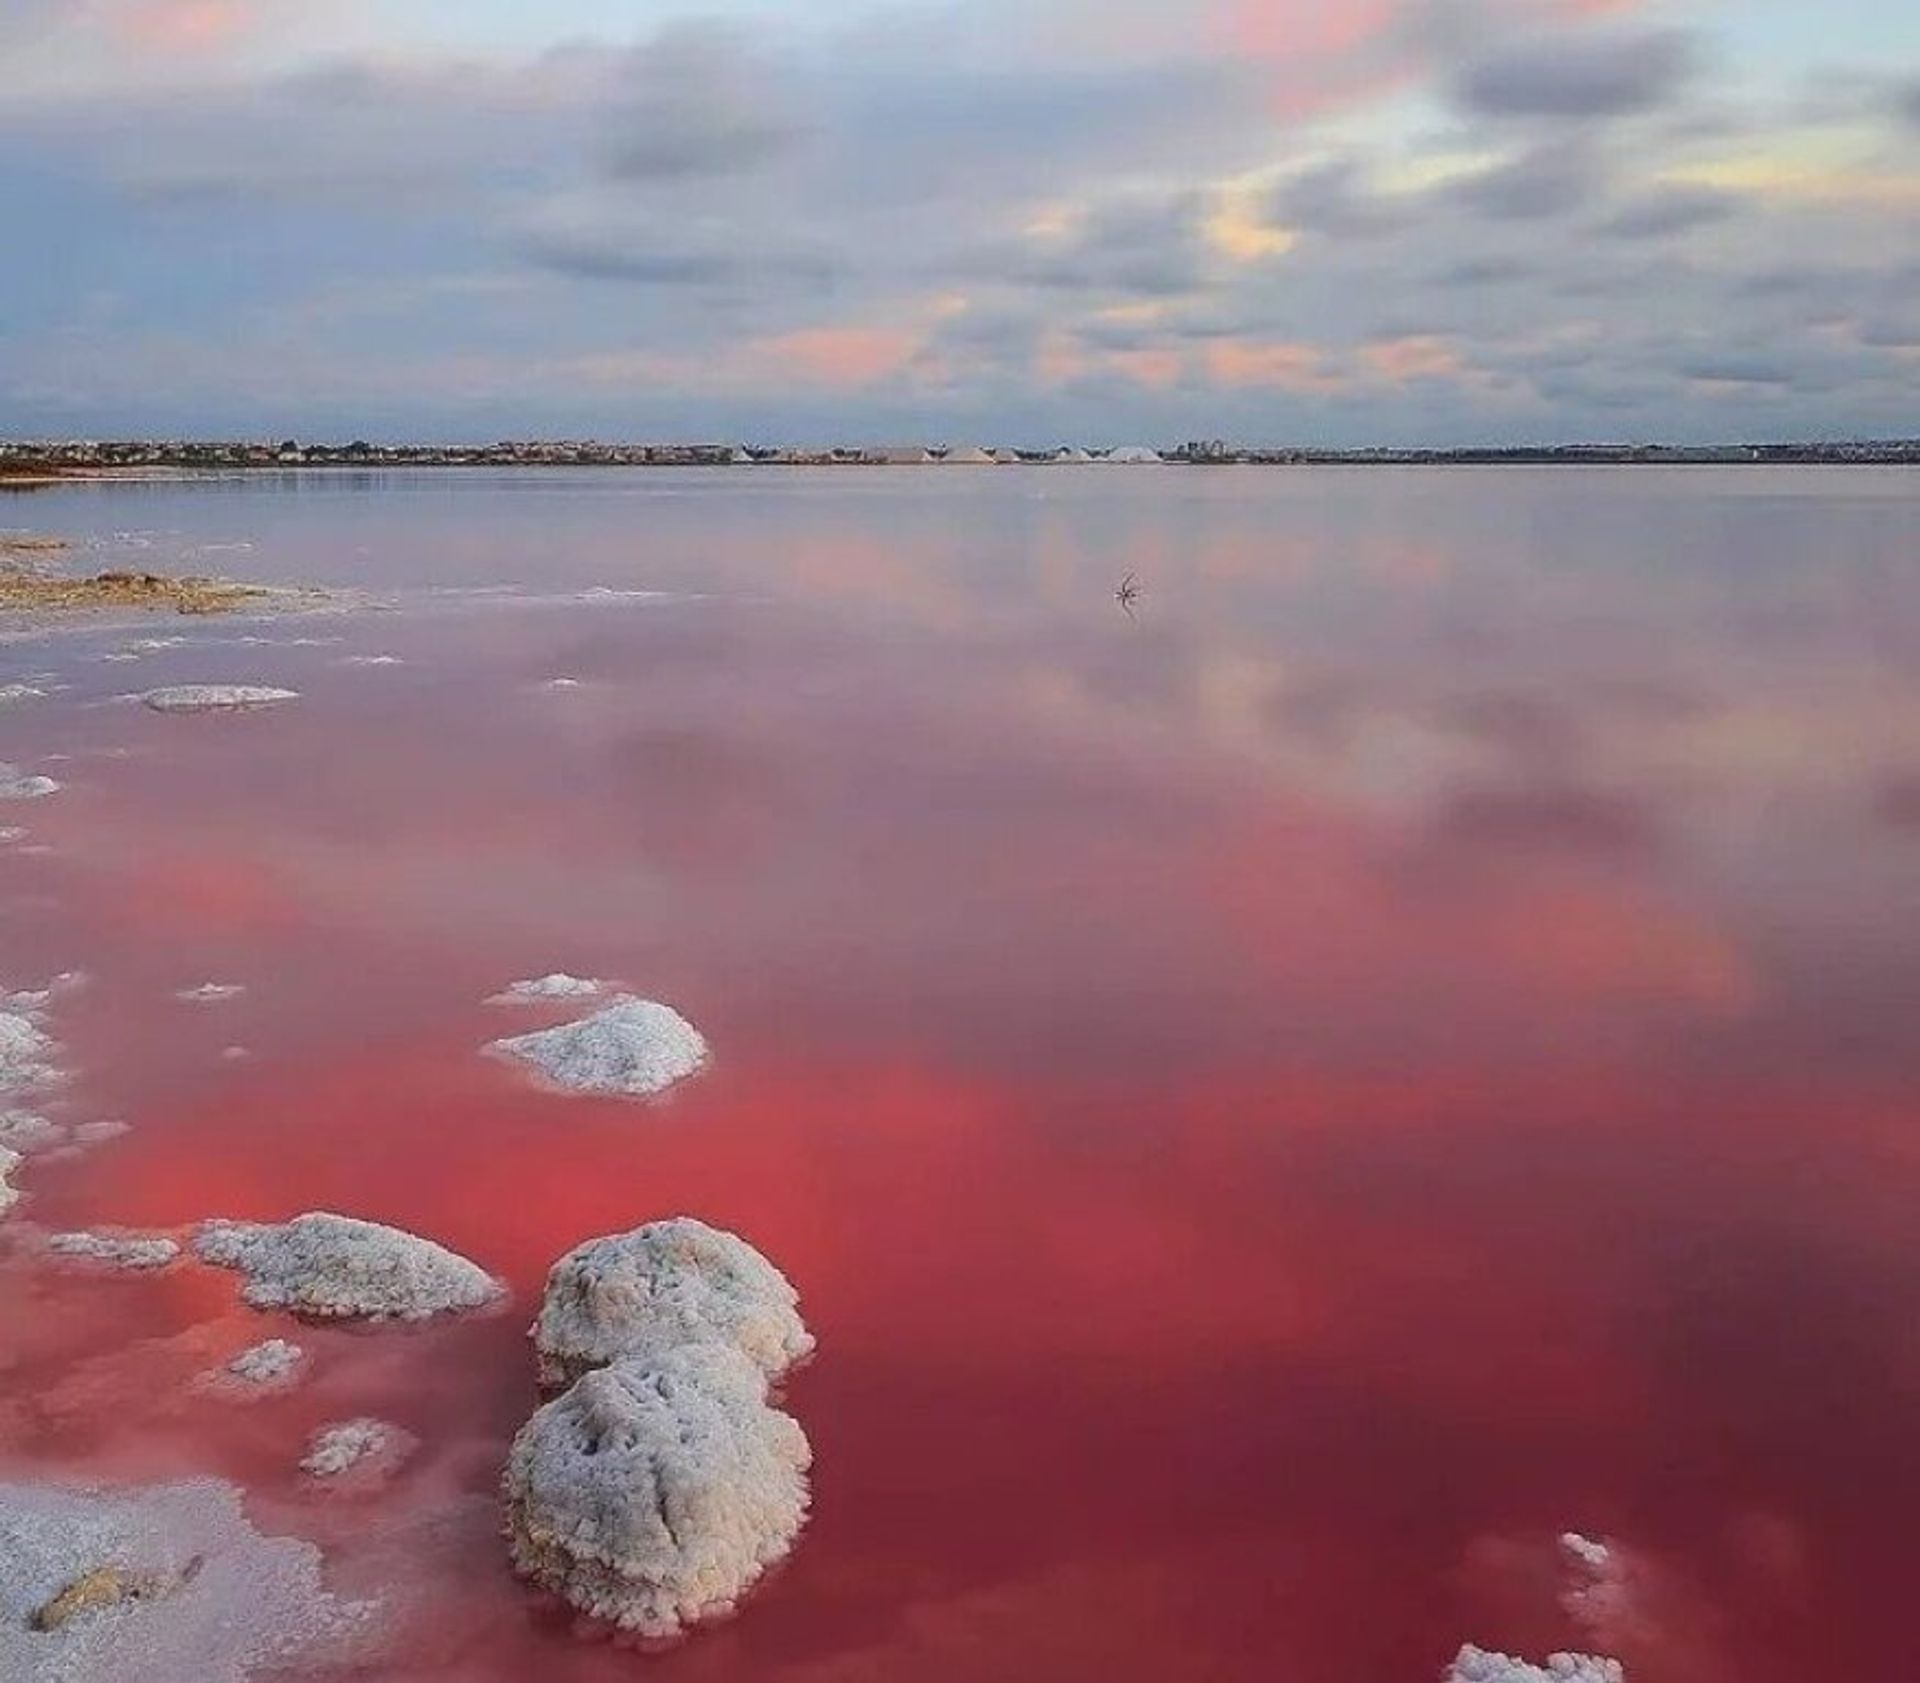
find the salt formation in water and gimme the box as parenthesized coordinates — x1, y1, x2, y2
(487, 973, 606, 1006)
(139, 685, 300, 714)
(0, 765, 59, 800)
(194, 1212, 503, 1321)
(1445, 1646, 1625, 1682)
(0, 1146, 20, 1217)
(0, 1478, 374, 1681)
(503, 1342, 811, 1639)
(301, 1419, 412, 1481)
(0, 684, 44, 704)
(486, 996, 710, 1097)
(225, 1339, 304, 1386)
(0, 1011, 59, 1097)
(175, 982, 246, 1004)
(533, 1218, 814, 1390)
(47, 1230, 181, 1271)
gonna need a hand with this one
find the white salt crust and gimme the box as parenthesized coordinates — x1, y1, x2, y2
(502, 1342, 811, 1640)
(0, 765, 59, 800)
(0, 1479, 375, 1682)
(1445, 1646, 1625, 1683)
(486, 996, 709, 1098)
(532, 1218, 814, 1390)
(139, 686, 299, 714)
(174, 983, 245, 1004)
(46, 1231, 181, 1271)
(300, 1419, 410, 1481)
(193, 1212, 503, 1322)
(0, 1146, 19, 1217)
(486, 973, 606, 1006)
(226, 1339, 304, 1386)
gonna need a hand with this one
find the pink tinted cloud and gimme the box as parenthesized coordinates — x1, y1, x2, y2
(1206, 339, 1348, 393)
(752, 325, 922, 388)
(119, 0, 260, 50)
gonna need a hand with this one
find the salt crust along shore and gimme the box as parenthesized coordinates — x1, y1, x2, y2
(47, 1230, 181, 1270)
(0, 764, 59, 800)
(503, 1342, 811, 1640)
(0, 1479, 374, 1682)
(533, 1218, 814, 1391)
(486, 995, 709, 1098)
(139, 685, 299, 714)
(193, 1212, 504, 1321)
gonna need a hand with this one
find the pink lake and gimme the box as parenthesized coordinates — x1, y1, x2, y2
(2, 466, 1917, 1681)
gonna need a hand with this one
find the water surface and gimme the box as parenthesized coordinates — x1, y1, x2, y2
(2, 467, 1918, 1681)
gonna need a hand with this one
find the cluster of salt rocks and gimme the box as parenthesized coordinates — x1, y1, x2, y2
(502, 1217, 814, 1641)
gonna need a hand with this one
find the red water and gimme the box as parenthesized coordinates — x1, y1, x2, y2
(2, 469, 1918, 1680)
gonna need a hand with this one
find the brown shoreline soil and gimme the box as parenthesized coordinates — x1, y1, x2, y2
(0, 562, 273, 616)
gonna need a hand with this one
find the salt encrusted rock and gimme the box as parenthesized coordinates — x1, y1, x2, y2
(174, 982, 245, 1004)
(0, 765, 59, 800)
(139, 685, 299, 714)
(1445, 1646, 1625, 1683)
(226, 1339, 303, 1386)
(0, 1113, 61, 1153)
(0, 1146, 20, 1217)
(0, 1013, 59, 1098)
(47, 1231, 181, 1271)
(0, 1478, 374, 1681)
(503, 1343, 811, 1639)
(193, 1212, 503, 1322)
(300, 1419, 410, 1481)
(486, 996, 709, 1098)
(486, 973, 606, 1006)
(533, 1218, 813, 1390)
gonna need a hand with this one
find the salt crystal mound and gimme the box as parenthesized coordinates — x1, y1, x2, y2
(486, 973, 606, 1006)
(486, 995, 710, 1098)
(0, 765, 59, 800)
(503, 1342, 812, 1640)
(193, 1212, 504, 1322)
(227, 1339, 303, 1386)
(47, 1231, 181, 1271)
(139, 685, 300, 714)
(300, 1419, 409, 1480)
(1445, 1646, 1626, 1683)
(0, 1478, 375, 1682)
(533, 1217, 814, 1390)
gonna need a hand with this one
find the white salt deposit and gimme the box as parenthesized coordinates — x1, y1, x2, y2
(0, 827, 26, 844)
(193, 1212, 504, 1322)
(174, 982, 246, 1004)
(1445, 1646, 1625, 1683)
(1, 1146, 20, 1217)
(338, 654, 402, 667)
(503, 1342, 811, 1639)
(0, 1478, 374, 1681)
(544, 677, 582, 689)
(486, 995, 709, 1098)
(0, 685, 44, 704)
(533, 1217, 814, 1390)
(139, 686, 300, 714)
(300, 1419, 411, 1481)
(0, 1113, 61, 1153)
(486, 973, 606, 1006)
(47, 1231, 181, 1271)
(225, 1339, 303, 1386)
(0, 765, 59, 800)
(0, 1013, 59, 1098)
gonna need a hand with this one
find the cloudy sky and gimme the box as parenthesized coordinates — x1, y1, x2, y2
(3, 0, 1916, 445)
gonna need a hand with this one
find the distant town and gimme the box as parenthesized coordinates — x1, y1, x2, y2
(3, 436, 1917, 475)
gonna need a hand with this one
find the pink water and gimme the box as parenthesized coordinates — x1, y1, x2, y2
(2, 468, 1917, 1680)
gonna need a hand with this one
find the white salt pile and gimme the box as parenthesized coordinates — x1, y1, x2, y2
(139, 686, 300, 714)
(502, 1342, 811, 1640)
(194, 1212, 504, 1322)
(0, 1478, 375, 1681)
(174, 982, 246, 1004)
(225, 1339, 304, 1387)
(486, 973, 606, 1006)
(1445, 1646, 1625, 1683)
(47, 1231, 181, 1271)
(300, 1420, 412, 1482)
(486, 996, 709, 1098)
(0, 765, 59, 800)
(533, 1218, 814, 1390)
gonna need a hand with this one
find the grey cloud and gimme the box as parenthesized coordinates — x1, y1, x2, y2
(1680, 358, 1795, 386)
(1453, 139, 1599, 219)
(1433, 257, 1536, 287)
(1271, 159, 1404, 238)
(1900, 78, 1920, 126)
(1597, 187, 1738, 239)
(601, 24, 804, 181)
(986, 191, 1216, 296)
(1456, 29, 1699, 120)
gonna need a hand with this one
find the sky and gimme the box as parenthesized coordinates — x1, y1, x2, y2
(1, 0, 1916, 446)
